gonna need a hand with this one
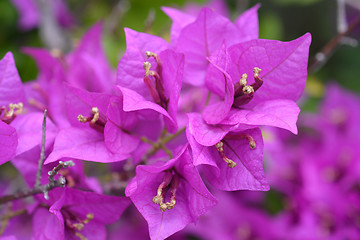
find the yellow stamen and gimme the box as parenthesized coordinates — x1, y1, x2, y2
(77, 115, 88, 123)
(72, 223, 84, 231)
(166, 199, 176, 210)
(253, 67, 261, 78)
(145, 51, 158, 59)
(90, 107, 99, 124)
(74, 232, 88, 240)
(216, 141, 237, 168)
(224, 157, 237, 168)
(242, 85, 254, 94)
(4, 103, 23, 117)
(239, 73, 248, 86)
(84, 213, 94, 224)
(143, 61, 151, 77)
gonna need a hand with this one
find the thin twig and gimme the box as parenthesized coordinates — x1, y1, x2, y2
(309, 14, 360, 73)
(162, 127, 186, 144)
(35, 109, 47, 187)
(0, 161, 74, 205)
(140, 127, 186, 162)
(0, 204, 27, 235)
(0, 179, 63, 205)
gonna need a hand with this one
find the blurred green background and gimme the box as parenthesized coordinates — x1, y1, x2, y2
(0, 0, 359, 104)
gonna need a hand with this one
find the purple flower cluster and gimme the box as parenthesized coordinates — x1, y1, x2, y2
(262, 83, 360, 239)
(0, 2, 312, 239)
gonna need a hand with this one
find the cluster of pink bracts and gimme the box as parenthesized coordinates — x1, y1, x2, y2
(0, 2, 314, 240)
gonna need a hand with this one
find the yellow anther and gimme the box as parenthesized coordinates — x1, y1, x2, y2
(77, 115, 88, 123)
(145, 51, 157, 58)
(215, 141, 224, 151)
(74, 232, 88, 240)
(166, 199, 176, 210)
(72, 223, 84, 231)
(84, 213, 94, 224)
(249, 140, 256, 149)
(253, 67, 261, 77)
(224, 157, 237, 168)
(160, 203, 168, 212)
(216, 141, 237, 168)
(91, 107, 99, 124)
(242, 85, 254, 94)
(152, 195, 163, 205)
(14, 103, 23, 115)
(4, 103, 23, 117)
(239, 73, 248, 86)
(143, 61, 151, 77)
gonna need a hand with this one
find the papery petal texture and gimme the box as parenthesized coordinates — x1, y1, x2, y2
(235, 4, 260, 41)
(33, 207, 64, 240)
(187, 113, 232, 146)
(126, 147, 217, 240)
(10, 112, 58, 156)
(45, 127, 130, 163)
(104, 96, 139, 154)
(67, 23, 114, 93)
(221, 99, 301, 134)
(176, 8, 240, 86)
(189, 127, 269, 191)
(0, 52, 26, 106)
(117, 28, 169, 98)
(0, 121, 17, 165)
(227, 33, 311, 106)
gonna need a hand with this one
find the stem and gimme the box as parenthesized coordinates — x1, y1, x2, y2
(0, 180, 64, 205)
(0, 161, 73, 205)
(162, 127, 186, 144)
(140, 127, 186, 162)
(0, 205, 27, 235)
(309, 15, 360, 73)
(35, 109, 47, 187)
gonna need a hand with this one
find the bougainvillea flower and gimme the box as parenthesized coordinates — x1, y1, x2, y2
(21, 47, 69, 128)
(32, 187, 130, 240)
(318, 83, 360, 143)
(1, 52, 26, 164)
(186, 113, 269, 191)
(172, 5, 260, 86)
(125, 146, 217, 240)
(184, 0, 230, 18)
(11, 146, 101, 195)
(67, 23, 115, 93)
(45, 86, 133, 164)
(0, 52, 26, 106)
(163, 3, 259, 46)
(10, 0, 74, 30)
(202, 33, 311, 131)
(186, 191, 280, 240)
(117, 43, 184, 133)
(116, 28, 170, 97)
(11, 112, 58, 156)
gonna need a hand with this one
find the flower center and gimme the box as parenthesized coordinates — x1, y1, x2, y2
(64, 210, 94, 240)
(152, 170, 180, 212)
(215, 134, 257, 168)
(77, 107, 106, 132)
(0, 102, 23, 124)
(233, 67, 263, 107)
(143, 51, 169, 110)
